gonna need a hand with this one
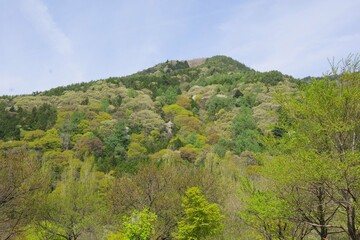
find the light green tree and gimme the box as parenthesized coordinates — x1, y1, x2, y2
(30, 128, 62, 151)
(33, 158, 107, 240)
(174, 187, 223, 240)
(239, 178, 310, 240)
(265, 60, 360, 239)
(122, 208, 157, 240)
(127, 141, 147, 161)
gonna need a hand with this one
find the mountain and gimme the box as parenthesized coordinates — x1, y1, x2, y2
(0, 55, 291, 98)
(0, 55, 303, 239)
(0, 55, 297, 142)
(2, 54, 360, 239)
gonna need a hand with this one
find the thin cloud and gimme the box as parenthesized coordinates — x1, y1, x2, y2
(20, 0, 72, 55)
(0, 0, 86, 95)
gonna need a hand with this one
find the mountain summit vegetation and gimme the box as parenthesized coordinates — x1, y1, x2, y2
(1, 55, 360, 239)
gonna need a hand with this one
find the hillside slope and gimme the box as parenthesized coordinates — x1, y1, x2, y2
(0, 55, 302, 239)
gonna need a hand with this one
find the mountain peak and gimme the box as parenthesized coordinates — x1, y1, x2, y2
(139, 55, 252, 76)
(203, 55, 252, 72)
(187, 58, 207, 68)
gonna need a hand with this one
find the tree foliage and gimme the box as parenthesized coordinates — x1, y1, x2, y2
(33, 158, 107, 240)
(263, 61, 360, 239)
(174, 187, 224, 240)
(122, 208, 157, 240)
(0, 147, 46, 239)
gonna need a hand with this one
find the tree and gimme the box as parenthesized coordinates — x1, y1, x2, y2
(30, 128, 62, 151)
(266, 59, 360, 239)
(239, 178, 311, 240)
(176, 95, 191, 110)
(122, 208, 157, 240)
(108, 165, 223, 239)
(206, 95, 233, 120)
(162, 104, 193, 121)
(101, 121, 130, 172)
(127, 141, 147, 161)
(158, 86, 180, 106)
(0, 103, 21, 140)
(27, 103, 57, 131)
(129, 110, 165, 134)
(265, 150, 340, 240)
(232, 107, 262, 154)
(261, 70, 284, 86)
(73, 133, 104, 159)
(34, 158, 107, 240)
(174, 115, 202, 133)
(0, 147, 46, 239)
(179, 144, 201, 162)
(174, 187, 223, 240)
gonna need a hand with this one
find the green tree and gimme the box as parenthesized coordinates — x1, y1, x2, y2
(0, 103, 21, 140)
(101, 121, 130, 171)
(109, 165, 223, 239)
(206, 95, 233, 120)
(162, 104, 193, 121)
(30, 128, 62, 151)
(158, 86, 181, 106)
(232, 107, 262, 154)
(239, 178, 310, 240)
(179, 144, 200, 162)
(122, 208, 157, 240)
(28, 103, 57, 131)
(261, 70, 284, 86)
(127, 141, 147, 161)
(34, 158, 107, 240)
(174, 187, 223, 240)
(265, 62, 360, 239)
(0, 147, 46, 239)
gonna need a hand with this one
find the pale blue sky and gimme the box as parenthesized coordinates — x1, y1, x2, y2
(1, 0, 359, 95)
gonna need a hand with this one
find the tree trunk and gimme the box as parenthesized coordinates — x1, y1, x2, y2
(317, 186, 328, 240)
(346, 204, 359, 240)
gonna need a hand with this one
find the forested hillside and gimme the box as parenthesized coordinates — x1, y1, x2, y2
(1, 55, 360, 240)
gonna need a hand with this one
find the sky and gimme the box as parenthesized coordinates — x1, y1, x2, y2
(1, 0, 359, 96)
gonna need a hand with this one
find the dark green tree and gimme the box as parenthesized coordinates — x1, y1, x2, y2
(232, 107, 262, 154)
(28, 103, 57, 131)
(100, 121, 130, 172)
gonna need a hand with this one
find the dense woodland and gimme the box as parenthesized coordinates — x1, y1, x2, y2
(1, 55, 360, 240)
